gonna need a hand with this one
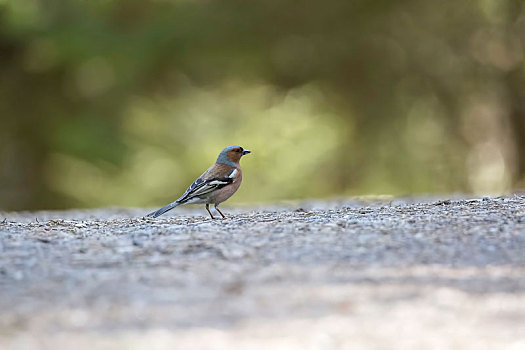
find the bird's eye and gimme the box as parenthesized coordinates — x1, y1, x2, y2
(236, 148, 241, 153)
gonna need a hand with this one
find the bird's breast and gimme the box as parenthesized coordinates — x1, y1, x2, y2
(211, 167, 242, 204)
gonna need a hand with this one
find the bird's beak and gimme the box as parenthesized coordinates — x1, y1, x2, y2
(242, 149, 251, 155)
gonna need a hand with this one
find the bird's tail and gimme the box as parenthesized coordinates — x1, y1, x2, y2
(146, 201, 181, 218)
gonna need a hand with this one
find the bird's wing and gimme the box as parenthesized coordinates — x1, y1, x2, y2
(177, 173, 234, 203)
(145, 169, 236, 218)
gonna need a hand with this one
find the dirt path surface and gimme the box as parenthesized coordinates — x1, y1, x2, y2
(1, 196, 525, 349)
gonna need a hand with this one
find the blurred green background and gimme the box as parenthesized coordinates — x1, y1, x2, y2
(1, 0, 524, 211)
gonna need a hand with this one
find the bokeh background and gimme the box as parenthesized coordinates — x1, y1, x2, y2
(1, 0, 524, 211)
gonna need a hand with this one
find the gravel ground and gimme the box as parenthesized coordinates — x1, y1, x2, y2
(1, 196, 524, 349)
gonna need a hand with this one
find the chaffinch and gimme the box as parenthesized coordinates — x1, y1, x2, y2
(146, 145, 251, 219)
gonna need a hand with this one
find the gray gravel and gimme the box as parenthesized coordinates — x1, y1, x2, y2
(1, 196, 524, 349)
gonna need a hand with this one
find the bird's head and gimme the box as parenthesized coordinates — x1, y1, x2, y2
(217, 145, 251, 166)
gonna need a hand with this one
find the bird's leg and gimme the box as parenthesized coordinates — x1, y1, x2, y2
(206, 204, 215, 219)
(214, 204, 226, 219)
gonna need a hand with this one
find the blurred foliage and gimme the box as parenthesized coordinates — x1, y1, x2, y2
(0, 0, 524, 210)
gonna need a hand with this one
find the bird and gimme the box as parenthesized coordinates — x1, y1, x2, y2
(146, 145, 251, 219)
